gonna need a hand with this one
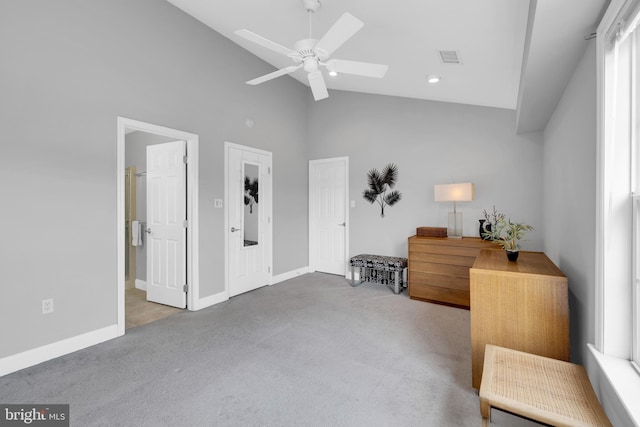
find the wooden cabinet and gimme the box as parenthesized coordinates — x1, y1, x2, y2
(470, 249, 569, 389)
(407, 236, 494, 308)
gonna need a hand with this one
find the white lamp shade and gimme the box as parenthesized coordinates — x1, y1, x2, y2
(434, 183, 475, 202)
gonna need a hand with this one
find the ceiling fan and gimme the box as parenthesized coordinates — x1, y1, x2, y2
(235, 0, 389, 101)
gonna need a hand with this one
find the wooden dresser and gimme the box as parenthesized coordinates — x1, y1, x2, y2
(407, 236, 494, 309)
(470, 249, 569, 389)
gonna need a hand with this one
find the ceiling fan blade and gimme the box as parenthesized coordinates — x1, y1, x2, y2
(246, 65, 302, 85)
(307, 71, 329, 101)
(235, 29, 296, 57)
(315, 13, 364, 57)
(326, 59, 388, 78)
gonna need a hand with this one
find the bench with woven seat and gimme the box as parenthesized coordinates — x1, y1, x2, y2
(479, 344, 612, 427)
(349, 254, 408, 294)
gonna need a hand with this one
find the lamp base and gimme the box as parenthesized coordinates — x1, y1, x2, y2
(447, 212, 463, 238)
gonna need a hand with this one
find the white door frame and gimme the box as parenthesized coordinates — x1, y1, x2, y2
(116, 117, 200, 337)
(224, 141, 273, 297)
(308, 156, 350, 277)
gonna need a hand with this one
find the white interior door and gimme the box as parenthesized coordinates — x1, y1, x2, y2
(146, 140, 187, 308)
(227, 143, 272, 297)
(309, 157, 349, 276)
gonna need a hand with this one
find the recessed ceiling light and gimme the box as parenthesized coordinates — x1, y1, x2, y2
(427, 75, 441, 84)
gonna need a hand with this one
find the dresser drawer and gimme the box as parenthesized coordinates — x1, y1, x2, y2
(409, 261, 470, 279)
(409, 242, 484, 258)
(409, 282, 470, 308)
(409, 270, 469, 291)
(409, 251, 477, 267)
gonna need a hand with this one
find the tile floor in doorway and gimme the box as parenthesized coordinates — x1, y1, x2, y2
(125, 287, 182, 330)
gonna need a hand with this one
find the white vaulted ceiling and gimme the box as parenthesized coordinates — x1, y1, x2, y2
(167, 0, 608, 133)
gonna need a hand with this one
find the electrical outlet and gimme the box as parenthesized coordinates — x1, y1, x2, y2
(42, 298, 54, 315)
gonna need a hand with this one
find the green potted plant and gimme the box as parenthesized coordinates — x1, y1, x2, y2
(482, 207, 533, 261)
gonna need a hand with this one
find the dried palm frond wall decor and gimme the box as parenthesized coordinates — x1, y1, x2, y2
(362, 163, 402, 217)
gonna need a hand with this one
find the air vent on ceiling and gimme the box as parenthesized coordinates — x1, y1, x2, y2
(438, 50, 462, 64)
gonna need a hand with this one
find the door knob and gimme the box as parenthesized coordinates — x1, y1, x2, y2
(230, 227, 242, 232)
(145, 228, 152, 234)
(338, 222, 346, 226)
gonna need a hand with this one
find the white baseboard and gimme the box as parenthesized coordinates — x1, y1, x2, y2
(272, 266, 309, 285)
(191, 266, 311, 311)
(135, 279, 147, 291)
(0, 325, 118, 377)
(191, 290, 228, 311)
(191, 266, 310, 311)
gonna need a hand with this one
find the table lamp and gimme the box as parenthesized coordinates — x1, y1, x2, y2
(434, 182, 474, 238)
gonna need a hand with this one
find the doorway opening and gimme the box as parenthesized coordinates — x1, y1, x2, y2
(116, 118, 200, 336)
(124, 165, 179, 329)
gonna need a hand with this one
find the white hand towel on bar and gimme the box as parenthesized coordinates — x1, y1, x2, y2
(132, 220, 141, 246)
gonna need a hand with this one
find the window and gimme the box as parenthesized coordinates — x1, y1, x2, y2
(595, 4, 640, 423)
(599, 0, 640, 370)
(631, 15, 640, 369)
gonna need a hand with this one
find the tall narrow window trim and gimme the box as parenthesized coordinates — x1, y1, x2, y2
(633, 194, 640, 369)
(633, 26, 640, 368)
(595, 3, 640, 423)
(602, 0, 640, 368)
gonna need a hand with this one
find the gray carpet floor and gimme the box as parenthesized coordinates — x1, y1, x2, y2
(0, 273, 541, 426)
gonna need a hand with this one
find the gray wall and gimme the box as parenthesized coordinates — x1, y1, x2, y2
(542, 39, 597, 366)
(307, 92, 544, 259)
(0, 0, 308, 358)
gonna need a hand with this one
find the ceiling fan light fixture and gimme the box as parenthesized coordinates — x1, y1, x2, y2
(303, 58, 319, 72)
(328, 70, 338, 77)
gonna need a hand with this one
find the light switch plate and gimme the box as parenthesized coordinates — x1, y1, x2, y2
(214, 199, 223, 208)
(42, 298, 54, 314)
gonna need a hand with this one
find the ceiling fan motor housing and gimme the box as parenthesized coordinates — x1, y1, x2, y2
(294, 38, 317, 57)
(293, 38, 328, 68)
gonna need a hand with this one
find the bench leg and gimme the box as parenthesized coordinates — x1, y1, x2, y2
(394, 271, 400, 294)
(480, 399, 491, 426)
(350, 266, 364, 287)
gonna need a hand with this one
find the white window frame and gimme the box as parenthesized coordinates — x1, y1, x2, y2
(593, 0, 640, 423)
(596, 0, 635, 361)
(632, 11, 640, 368)
(633, 193, 640, 367)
